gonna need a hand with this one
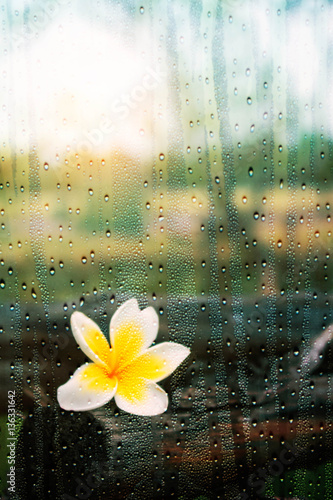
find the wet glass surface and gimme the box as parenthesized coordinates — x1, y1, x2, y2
(0, 1, 332, 499)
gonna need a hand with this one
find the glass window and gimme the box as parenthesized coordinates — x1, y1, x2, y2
(0, 1, 332, 499)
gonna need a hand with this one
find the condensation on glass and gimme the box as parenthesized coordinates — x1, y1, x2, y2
(0, 1, 332, 499)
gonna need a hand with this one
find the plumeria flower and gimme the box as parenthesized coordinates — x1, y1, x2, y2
(57, 299, 190, 416)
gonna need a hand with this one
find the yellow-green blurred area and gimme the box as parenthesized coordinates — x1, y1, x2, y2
(1, 136, 331, 304)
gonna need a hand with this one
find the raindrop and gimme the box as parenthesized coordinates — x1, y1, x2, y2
(250, 124, 255, 133)
(277, 240, 282, 248)
(247, 97, 252, 105)
(44, 163, 49, 170)
(81, 257, 87, 264)
(245, 68, 251, 76)
(159, 153, 165, 161)
(248, 167, 254, 177)
(0, 279, 5, 289)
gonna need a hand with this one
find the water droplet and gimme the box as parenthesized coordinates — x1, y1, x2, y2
(250, 124, 255, 133)
(215, 176, 220, 184)
(242, 196, 247, 204)
(139, 6, 144, 14)
(81, 257, 87, 264)
(245, 68, 251, 76)
(146, 202, 151, 210)
(253, 212, 259, 220)
(248, 167, 254, 177)
(50, 268, 55, 276)
(0, 279, 5, 289)
(247, 97, 252, 105)
(44, 163, 49, 170)
(159, 153, 165, 161)
(277, 240, 282, 248)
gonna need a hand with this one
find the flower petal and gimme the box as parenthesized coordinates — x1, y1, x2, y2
(57, 363, 117, 411)
(115, 378, 168, 416)
(71, 311, 112, 368)
(119, 342, 190, 383)
(109, 299, 159, 370)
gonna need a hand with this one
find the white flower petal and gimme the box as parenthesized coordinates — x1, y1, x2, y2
(109, 299, 159, 369)
(119, 342, 190, 383)
(114, 379, 168, 416)
(70, 311, 112, 368)
(57, 363, 117, 411)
